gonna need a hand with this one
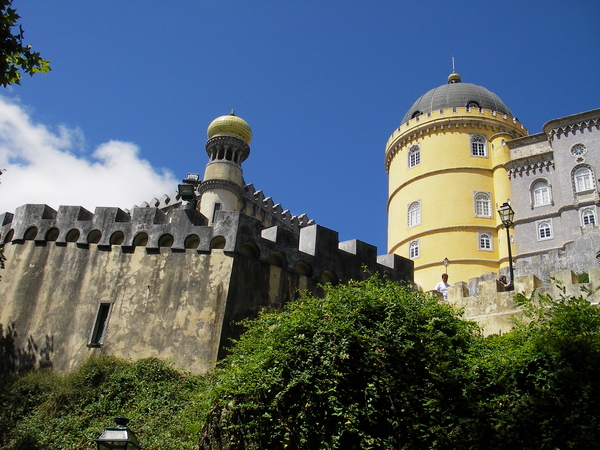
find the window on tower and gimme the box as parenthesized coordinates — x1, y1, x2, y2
(407, 201, 421, 228)
(474, 192, 492, 218)
(478, 232, 493, 251)
(409, 240, 420, 259)
(470, 134, 487, 157)
(408, 144, 420, 169)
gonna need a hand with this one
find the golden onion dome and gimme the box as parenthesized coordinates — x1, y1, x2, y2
(206, 111, 252, 145)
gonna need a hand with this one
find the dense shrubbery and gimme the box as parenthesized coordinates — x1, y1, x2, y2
(200, 277, 600, 449)
(0, 357, 207, 450)
(2, 276, 600, 449)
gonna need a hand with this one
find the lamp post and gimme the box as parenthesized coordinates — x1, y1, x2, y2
(497, 202, 515, 291)
(443, 258, 449, 274)
(95, 416, 141, 450)
(178, 173, 200, 210)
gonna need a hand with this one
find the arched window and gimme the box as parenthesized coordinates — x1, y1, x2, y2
(532, 180, 551, 207)
(407, 201, 421, 228)
(478, 232, 492, 251)
(408, 144, 420, 168)
(409, 240, 420, 259)
(474, 192, 492, 217)
(573, 166, 594, 193)
(538, 221, 552, 240)
(582, 208, 596, 226)
(470, 134, 487, 157)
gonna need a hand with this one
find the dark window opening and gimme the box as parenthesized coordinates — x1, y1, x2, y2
(89, 303, 111, 347)
(213, 203, 222, 223)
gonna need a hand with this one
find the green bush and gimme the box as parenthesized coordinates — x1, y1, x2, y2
(200, 276, 479, 449)
(0, 356, 208, 450)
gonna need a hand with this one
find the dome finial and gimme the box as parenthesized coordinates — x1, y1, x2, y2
(230, 109, 235, 116)
(448, 55, 461, 83)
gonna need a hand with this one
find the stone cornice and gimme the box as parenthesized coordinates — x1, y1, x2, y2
(385, 109, 527, 172)
(543, 108, 600, 141)
(198, 179, 244, 200)
(389, 224, 497, 252)
(507, 158, 554, 178)
(388, 166, 494, 207)
(414, 258, 499, 271)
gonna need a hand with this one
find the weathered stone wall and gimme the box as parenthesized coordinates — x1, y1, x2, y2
(0, 241, 235, 375)
(439, 267, 600, 335)
(0, 204, 413, 377)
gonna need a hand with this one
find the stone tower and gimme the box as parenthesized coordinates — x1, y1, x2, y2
(198, 111, 252, 224)
(385, 73, 528, 290)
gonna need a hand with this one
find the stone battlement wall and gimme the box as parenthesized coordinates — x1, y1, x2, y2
(0, 203, 412, 285)
(438, 267, 600, 335)
(138, 182, 314, 233)
(0, 204, 412, 377)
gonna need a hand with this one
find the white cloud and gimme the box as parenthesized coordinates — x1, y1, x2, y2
(0, 96, 178, 214)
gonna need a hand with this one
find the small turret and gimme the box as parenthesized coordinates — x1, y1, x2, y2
(198, 112, 252, 224)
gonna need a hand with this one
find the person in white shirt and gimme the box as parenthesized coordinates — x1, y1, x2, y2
(435, 273, 450, 301)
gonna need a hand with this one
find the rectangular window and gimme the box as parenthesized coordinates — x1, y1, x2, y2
(89, 303, 112, 347)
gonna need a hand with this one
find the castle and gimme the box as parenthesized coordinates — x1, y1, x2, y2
(1, 76, 598, 377)
(386, 72, 600, 292)
(0, 112, 412, 377)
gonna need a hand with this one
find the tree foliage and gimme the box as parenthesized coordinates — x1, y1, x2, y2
(0, 0, 50, 87)
(200, 277, 479, 449)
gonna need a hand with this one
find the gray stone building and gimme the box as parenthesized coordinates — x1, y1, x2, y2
(507, 108, 600, 283)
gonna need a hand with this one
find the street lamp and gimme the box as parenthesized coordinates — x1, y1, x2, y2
(497, 202, 515, 290)
(443, 258, 449, 274)
(95, 416, 141, 450)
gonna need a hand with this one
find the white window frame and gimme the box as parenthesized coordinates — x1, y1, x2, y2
(537, 220, 553, 241)
(407, 201, 421, 229)
(470, 134, 487, 157)
(582, 208, 596, 226)
(408, 144, 420, 169)
(409, 240, 420, 259)
(474, 191, 492, 218)
(478, 231, 493, 251)
(531, 179, 552, 207)
(573, 166, 595, 193)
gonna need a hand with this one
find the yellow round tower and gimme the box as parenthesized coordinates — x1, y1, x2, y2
(385, 73, 528, 290)
(198, 111, 252, 224)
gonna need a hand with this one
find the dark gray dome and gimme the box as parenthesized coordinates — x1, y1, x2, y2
(402, 74, 514, 123)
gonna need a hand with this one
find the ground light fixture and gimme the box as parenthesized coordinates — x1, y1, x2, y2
(497, 202, 515, 290)
(95, 416, 141, 450)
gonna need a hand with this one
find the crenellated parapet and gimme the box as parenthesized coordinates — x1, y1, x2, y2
(135, 183, 314, 233)
(433, 267, 600, 336)
(0, 204, 411, 285)
(241, 183, 314, 232)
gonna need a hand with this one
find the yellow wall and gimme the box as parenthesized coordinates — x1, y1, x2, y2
(386, 108, 527, 289)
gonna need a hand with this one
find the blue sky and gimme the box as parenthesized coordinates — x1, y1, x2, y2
(0, 1, 598, 254)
